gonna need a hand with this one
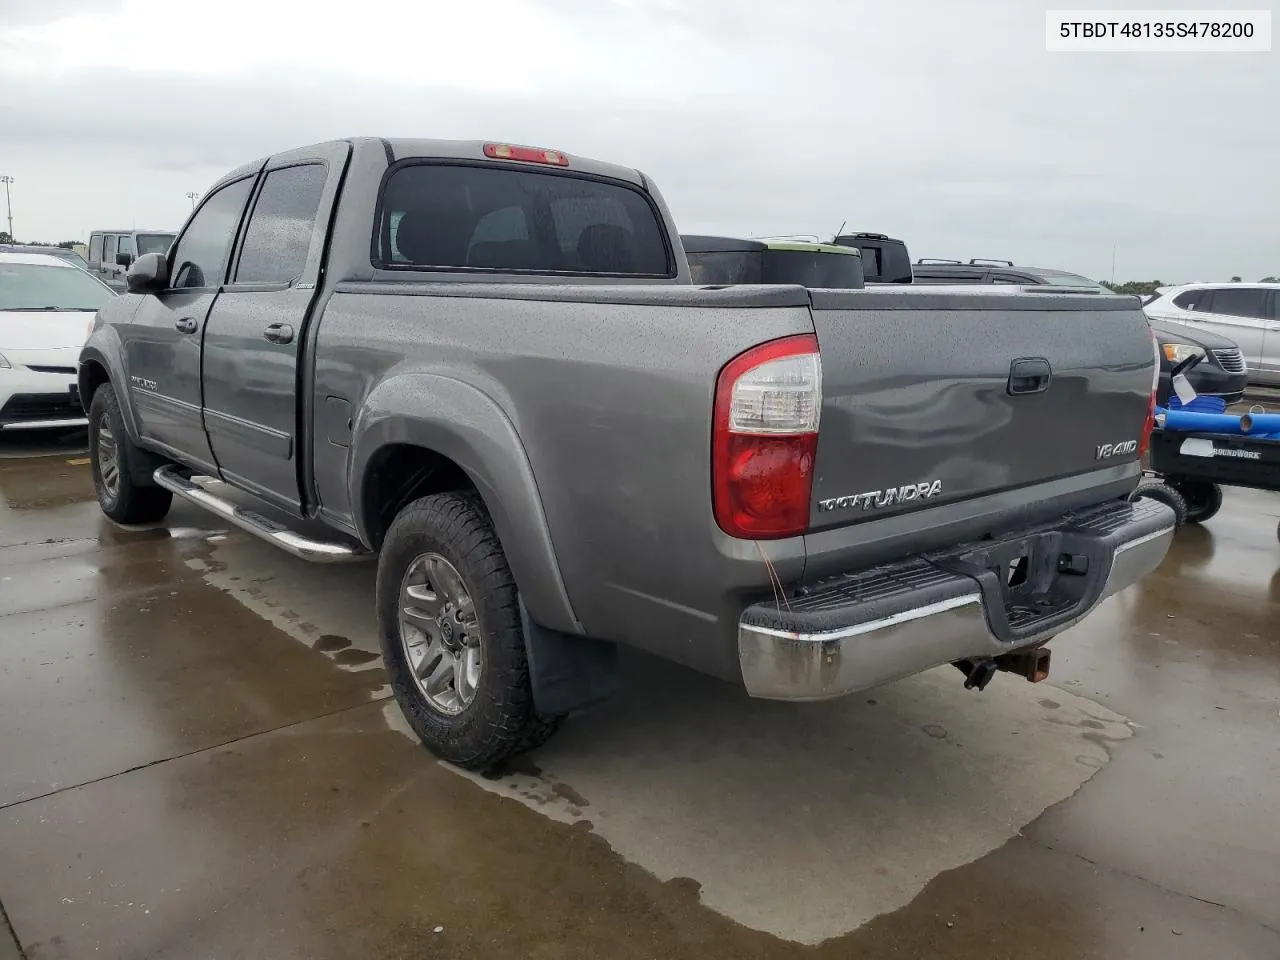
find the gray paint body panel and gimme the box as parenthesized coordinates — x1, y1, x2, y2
(313, 291, 814, 670)
(807, 295, 1154, 529)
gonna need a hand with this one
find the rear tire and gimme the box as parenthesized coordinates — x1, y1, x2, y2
(88, 384, 173, 525)
(1170, 480, 1223, 525)
(376, 492, 563, 770)
(1129, 479, 1187, 529)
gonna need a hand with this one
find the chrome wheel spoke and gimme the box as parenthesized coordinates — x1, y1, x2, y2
(97, 419, 120, 496)
(407, 636, 443, 677)
(457, 646, 482, 705)
(401, 602, 439, 633)
(422, 652, 456, 699)
(427, 555, 466, 606)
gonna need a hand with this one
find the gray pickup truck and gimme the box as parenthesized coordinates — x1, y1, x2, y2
(79, 137, 1174, 769)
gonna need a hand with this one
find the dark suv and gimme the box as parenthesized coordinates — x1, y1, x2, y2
(910, 260, 1249, 405)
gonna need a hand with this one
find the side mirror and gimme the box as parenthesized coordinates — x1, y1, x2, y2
(115, 252, 134, 267)
(126, 252, 169, 294)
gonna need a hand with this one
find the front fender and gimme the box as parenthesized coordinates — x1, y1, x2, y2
(349, 373, 581, 635)
(79, 326, 141, 442)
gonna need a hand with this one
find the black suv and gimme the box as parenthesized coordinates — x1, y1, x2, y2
(910, 260, 1249, 405)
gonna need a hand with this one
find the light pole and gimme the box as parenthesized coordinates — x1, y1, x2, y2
(186, 191, 199, 210)
(0, 176, 14, 241)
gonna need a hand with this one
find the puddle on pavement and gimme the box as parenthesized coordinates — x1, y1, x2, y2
(0, 456, 95, 512)
(380, 654, 1131, 945)
(188, 535, 383, 680)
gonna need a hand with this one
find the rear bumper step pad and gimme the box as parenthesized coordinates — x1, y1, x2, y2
(738, 497, 1174, 700)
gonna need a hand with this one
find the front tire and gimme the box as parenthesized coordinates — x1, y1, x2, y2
(88, 384, 173, 525)
(376, 492, 563, 770)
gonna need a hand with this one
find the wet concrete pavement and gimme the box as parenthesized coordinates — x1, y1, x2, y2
(1, 429, 1277, 958)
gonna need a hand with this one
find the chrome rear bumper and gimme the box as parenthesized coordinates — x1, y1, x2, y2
(738, 498, 1174, 700)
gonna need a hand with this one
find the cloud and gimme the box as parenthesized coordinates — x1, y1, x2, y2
(0, 0, 111, 28)
(1, 0, 1276, 280)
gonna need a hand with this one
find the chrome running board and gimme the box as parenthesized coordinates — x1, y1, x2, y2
(153, 466, 371, 564)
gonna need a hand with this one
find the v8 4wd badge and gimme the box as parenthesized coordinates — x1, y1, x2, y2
(1095, 440, 1138, 460)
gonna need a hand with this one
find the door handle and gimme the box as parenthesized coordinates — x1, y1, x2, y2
(1008, 357, 1052, 395)
(175, 316, 198, 334)
(263, 322, 295, 344)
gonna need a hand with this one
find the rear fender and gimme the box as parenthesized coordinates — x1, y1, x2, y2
(349, 373, 580, 634)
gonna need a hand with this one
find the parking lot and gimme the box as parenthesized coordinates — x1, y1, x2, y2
(1, 427, 1277, 959)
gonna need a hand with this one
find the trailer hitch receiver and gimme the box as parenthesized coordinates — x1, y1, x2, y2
(954, 647, 1051, 691)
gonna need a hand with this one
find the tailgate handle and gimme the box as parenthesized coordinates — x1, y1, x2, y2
(1008, 358, 1052, 395)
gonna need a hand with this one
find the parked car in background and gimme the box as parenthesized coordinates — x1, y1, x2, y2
(87, 229, 177, 290)
(911, 260, 1250, 405)
(1143, 283, 1280, 387)
(0, 243, 91, 271)
(910, 259, 1110, 289)
(0, 251, 115, 430)
(830, 232, 913, 283)
(81, 136, 1172, 771)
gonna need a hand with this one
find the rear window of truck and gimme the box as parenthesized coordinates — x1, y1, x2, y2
(375, 163, 673, 277)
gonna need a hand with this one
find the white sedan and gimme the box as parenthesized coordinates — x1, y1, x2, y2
(0, 251, 117, 430)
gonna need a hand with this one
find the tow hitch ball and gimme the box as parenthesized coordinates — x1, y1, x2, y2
(954, 648, 1052, 691)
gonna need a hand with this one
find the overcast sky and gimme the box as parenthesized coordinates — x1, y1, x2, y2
(1, 0, 1275, 281)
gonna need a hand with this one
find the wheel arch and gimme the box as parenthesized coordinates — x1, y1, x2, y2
(349, 374, 581, 634)
(78, 343, 143, 443)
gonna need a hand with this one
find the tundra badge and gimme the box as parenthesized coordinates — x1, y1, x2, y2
(818, 480, 943, 513)
(1095, 440, 1138, 460)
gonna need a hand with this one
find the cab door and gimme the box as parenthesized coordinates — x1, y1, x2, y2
(122, 176, 257, 471)
(200, 142, 350, 511)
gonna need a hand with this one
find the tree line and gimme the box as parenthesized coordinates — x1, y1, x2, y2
(0, 233, 81, 248)
(1098, 277, 1278, 296)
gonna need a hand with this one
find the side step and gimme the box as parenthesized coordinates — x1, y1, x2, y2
(153, 466, 372, 564)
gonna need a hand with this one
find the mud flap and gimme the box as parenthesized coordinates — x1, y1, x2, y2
(520, 598, 618, 716)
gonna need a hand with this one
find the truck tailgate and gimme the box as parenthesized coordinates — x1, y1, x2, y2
(807, 287, 1155, 531)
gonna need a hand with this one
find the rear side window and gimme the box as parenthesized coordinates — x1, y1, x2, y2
(1201, 287, 1267, 319)
(376, 163, 672, 277)
(858, 246, 881, 279)
(89, 235, 103, 265)
(687, 251, 762, 285)
(912, 270, 986, 284)
(760, 250, 864, 289)
(877, 241, 913, 284)
(234, 164, 327, 284)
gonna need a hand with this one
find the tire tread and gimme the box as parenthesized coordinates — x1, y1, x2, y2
(377, 491, 563, 770)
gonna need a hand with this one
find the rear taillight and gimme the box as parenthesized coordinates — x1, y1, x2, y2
(1139, 327, 1159, 456)
(712, 335, 821, 539)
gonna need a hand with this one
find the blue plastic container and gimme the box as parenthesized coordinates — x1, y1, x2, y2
(1167, 395, 1227, 414)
